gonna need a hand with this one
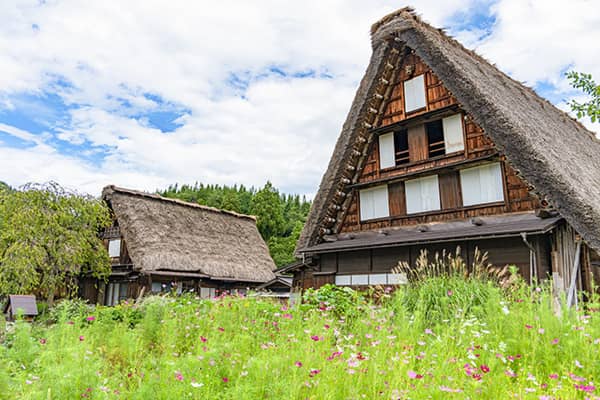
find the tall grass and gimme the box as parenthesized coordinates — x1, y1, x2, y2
(1, 278, 599, 399)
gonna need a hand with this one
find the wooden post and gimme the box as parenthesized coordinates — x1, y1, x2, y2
(566, 240, 582, 309)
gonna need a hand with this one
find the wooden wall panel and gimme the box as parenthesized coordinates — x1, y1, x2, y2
(320, 253, 337, 272)
(408, 125, 428, 162)
(439, 171, 462, 210)
(379, 52, 458, 126)
(469, 238, 530, 281)
(338, 250, 371, 273)
(388, 182, 406, 216)
(372, 247, 410, 272)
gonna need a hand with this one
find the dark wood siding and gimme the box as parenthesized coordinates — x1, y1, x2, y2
(469, 238, 530, 280)
(379, 52, 458, 127)
(320, 253, 337, 273)
(439, 171, 462, 209)
(407, 125, 428, 163)
(372, 247, 410, 272)
(337, 250, 371, 273)
(388, 182, 406, 216)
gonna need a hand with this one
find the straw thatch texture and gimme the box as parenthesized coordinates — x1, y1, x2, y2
(103, 186, 276, 283)
(298, 7, 600, 253)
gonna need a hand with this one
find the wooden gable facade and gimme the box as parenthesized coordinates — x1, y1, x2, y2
(293, 8, 600, 299)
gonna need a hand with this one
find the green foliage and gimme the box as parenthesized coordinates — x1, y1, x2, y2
(267, 221, 303, 266)
(302, 284, 366, 319)
(0, 182, 112, 304)
(251, 182, 285, 240)
(47, 298, 95, 324)
(1, 285, 599, 399)
(160, 181, 311, 266)
(567, 71, 600, 123)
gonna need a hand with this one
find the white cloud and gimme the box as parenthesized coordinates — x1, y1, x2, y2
(477, 0, 600, 88)
(0, 0, 597, 197)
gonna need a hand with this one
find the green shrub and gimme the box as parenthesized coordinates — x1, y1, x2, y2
(302, 284, 366, 319)
(47, 298, 94, 324)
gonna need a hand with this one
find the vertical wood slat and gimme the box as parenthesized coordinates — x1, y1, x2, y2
(438, 171, 462, 209)
(388, 182, 406, 216)
(408, 125, 428, 162)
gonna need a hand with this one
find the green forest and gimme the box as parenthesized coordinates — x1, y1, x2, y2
(159, 182, 311, 267)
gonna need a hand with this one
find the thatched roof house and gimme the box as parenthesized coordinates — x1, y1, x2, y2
(298, 7, 600, 253)
(80, 186, 276, 305)
(291, 7, 600, 298)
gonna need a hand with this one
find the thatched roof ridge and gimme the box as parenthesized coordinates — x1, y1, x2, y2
(103, 185, 276, 283)
(298, 7, 600, 253)
(103, 185, 256, 221)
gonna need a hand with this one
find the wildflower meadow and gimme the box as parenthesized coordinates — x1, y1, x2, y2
(1, 275, 600, 399)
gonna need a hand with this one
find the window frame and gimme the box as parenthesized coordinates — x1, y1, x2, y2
(359, 185, 390, 221)
(459, 162, 505, 206)
(403, 74, 427, 113)
(404, 174, 441, 214)
(108, 239, 121, 258)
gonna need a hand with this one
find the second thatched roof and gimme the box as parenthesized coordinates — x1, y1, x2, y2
(103, 186, 276, 283)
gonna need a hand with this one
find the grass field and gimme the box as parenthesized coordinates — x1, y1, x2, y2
(1, 276, 599, 399)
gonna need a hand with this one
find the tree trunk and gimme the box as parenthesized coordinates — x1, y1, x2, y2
(46, 291, 54, 307)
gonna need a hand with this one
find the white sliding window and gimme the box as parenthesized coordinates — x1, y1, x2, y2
(460, 162, 504, 206)
(442, 114, 464, 153)
(403, 75, 427, 112)
(378, 132, 395, 169)
(405, 175, 440, 214)
(108, 239, 121, 258)
(359, 185, 389, 221)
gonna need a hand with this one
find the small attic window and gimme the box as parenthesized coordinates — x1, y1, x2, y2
(108, 239, 121, 258)
(378, 129, 409, 169)
(403, 75, 427, 112)
(425, 114, 465, 158)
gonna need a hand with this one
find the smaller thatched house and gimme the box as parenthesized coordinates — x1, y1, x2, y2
(79, 186, 276, 305)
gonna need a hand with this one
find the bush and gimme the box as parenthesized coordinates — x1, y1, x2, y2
(47, 298, 95, 324)
(302, 284, 366, 319)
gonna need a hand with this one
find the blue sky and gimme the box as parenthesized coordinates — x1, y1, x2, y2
(0, 0, 598, 197)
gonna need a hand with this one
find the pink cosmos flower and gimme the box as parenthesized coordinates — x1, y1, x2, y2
(505, 370, 517, 378)
(323, 324, 330, 329)
(309, 369, 321, 378)
(525, 324, 533, 330)
(310, 335, 321, 341)
(295, 361, 303, 368)
(472, 374, 482, 381)
(222, 377, 229, 383)
(425, 328, 433, 335)
(86, 316, 95, 322)
(218, 327, 225, 332)
(549, 373, 559, 380)
(39, 338, 46, 345)
(447, 290, 453, 296)
(574, 384, 596, 392)
(480, 365, 490, 373)
(569, 372, 585, 382)
(551, 338, 559, 345)
(79, 335, 85, 342)
(282, 314, 293, 319)
(408, 371, 423, 379)
(200, 336, 207, 343)
(175, 372, 183, 381)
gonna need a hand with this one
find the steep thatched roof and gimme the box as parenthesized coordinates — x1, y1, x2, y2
(298, 7, 600, 253)
(103, 186, 276, 283)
